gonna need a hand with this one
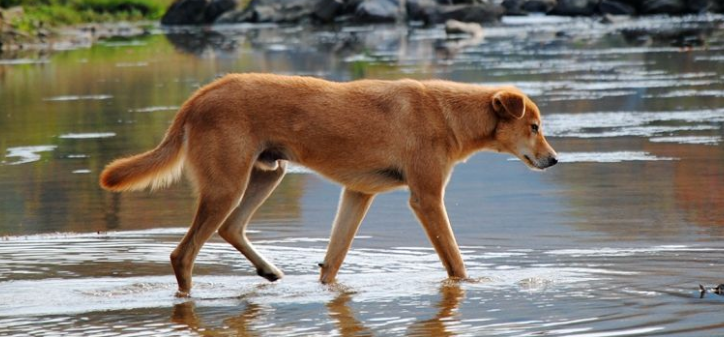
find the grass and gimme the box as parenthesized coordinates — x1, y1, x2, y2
(2, 0, 175, 35)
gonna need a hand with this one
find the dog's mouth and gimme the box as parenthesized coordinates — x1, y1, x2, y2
(523, 155, 538, 168)
(523, 154, 559, 170)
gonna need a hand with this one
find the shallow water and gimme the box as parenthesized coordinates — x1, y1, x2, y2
(1, 15, 724, 336)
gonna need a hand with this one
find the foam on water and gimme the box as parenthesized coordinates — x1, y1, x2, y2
(508, 151, 676, 163)
(544, 109, 724, 140)
(128, 106, 180, 113)
(2, 145, 57, 165)
(645, 89, 724, 98)
(43, 95, 113, 101)
(0, 59, 50, 65)
(649, 136, 722, 145)
(116, 62, 150, 67)
(59, 132, 117, 139)
(559, 152, 676, 163)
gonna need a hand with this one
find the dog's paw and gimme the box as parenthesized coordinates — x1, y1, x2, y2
(175, 290, 191, 298)
(256, 268, 284, 282)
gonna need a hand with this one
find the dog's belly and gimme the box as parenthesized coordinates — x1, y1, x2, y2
(256, 143, 407, 194)
(308, 164, 407, 194)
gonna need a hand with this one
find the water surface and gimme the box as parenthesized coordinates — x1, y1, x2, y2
(1, 15, 724, 336)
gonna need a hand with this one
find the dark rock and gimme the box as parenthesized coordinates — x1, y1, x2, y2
(640, 0, 685, 13)
(205, 0, 238, 21)
(712, 0, 724, 12)
(502, 0, 525, 14)
(550, 0, 599, 15)
(434, 4, 504, 24)
(521, 0, 558, 12)
(407, 0, 440, 22)
(355, 0, 401, 23)
(313, 0, 345, 22)
(599, 0, 636, 14)
(214, 7, 253, 22)
(686, 0, 710, 13)
(162, 0, 237, 25)
(503, 0, 557, 14)
(216, 0, 323, 23)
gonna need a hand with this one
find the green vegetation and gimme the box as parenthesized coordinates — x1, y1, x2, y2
(1, 0, 174, 35)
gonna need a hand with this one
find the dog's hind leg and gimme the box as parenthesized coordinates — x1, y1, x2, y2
(218, 161, 287, 282)
(170, 134, 255, 296)
(319, 189, 375, 284)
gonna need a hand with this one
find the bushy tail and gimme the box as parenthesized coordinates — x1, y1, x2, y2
(100, 105, 189, 192)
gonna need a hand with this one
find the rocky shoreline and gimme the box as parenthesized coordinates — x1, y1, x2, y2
(161, 0, 724, 26)
(1, 0, 722, 53)
(0, 7, 152, 52)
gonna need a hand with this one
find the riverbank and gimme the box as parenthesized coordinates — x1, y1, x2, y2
(163, 0, 724, 26)
(3, 0, 724, 52)
(0, 0, 171, 51)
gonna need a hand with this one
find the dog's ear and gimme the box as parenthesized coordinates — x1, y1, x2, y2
(492, 91, 525, 119)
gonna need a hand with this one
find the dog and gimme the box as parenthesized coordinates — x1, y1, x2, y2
(100, 73, 557, 296)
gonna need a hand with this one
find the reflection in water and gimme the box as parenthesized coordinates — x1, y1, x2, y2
(172, 300, 264, 337)
(407, 284, 464, 337)
(103, 192, 121, 230)
(164, 30, 240, 56)
(168, 283, 464, 337)
(327, 290, 374, 337)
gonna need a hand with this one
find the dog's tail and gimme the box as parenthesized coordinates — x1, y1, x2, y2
(99, 104, 191, 192)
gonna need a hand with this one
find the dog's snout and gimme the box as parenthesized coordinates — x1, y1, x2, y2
(549, 157, 558, 167)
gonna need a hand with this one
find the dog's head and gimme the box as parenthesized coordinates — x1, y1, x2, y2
(491, 89, 558, 170)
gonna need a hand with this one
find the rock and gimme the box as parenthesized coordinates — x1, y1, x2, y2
(355, 0, 401, 23)
(686, 0, 710, 12)
(214, 7, 253, 22)
(523, 0, 558, 12)
(598, 0, 636, 14)
(640, 0, 685, 13)
(434, 4, 505, 24)
(406, 0, 440, 22)
(205, 0, 238, 21)
(161, 0, 237, 25)
(445, 19, 484, 36)
(501, 0, 525, 14)
(216, 0, 323, 23)
(503, 0, 557, 14)
(550, 0, 599, 15)
(712, 0, 724, 12)
(312, 0, 345, 22)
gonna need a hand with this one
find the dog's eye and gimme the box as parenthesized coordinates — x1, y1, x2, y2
(531, 124, 539, 133)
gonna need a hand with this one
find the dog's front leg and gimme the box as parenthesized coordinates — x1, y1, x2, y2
(319, 189, 375, 284)
(408, 181, 467, 279)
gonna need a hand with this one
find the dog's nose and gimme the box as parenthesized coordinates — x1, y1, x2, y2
(548, 157, 558, 167)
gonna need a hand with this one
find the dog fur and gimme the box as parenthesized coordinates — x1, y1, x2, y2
(99, 73, 557, 296)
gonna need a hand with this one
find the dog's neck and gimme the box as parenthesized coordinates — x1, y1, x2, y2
(423, 81, 500, 161)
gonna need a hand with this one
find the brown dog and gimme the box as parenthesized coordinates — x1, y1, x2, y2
(100, 73, 557, 296)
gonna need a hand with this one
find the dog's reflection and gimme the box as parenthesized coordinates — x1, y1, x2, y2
(407, 284, 465, 337)
(172, 300, 264, 337)
(326, 290, 374, 337)
(170, 282, 464, 337)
